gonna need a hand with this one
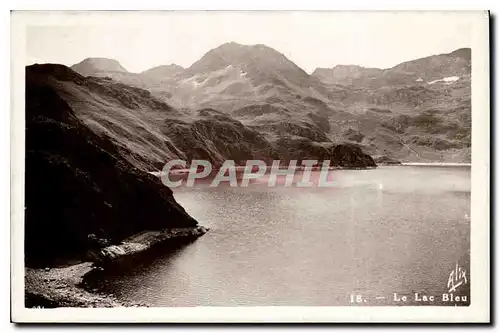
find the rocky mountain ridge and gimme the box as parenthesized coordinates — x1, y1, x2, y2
(29, 64, 376, 170)
(311, 48, 471, 88)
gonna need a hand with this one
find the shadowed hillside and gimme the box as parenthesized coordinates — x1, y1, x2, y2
(312, 48, 471, 87)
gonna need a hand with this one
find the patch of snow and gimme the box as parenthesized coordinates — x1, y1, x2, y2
(416, 77, 423, 82)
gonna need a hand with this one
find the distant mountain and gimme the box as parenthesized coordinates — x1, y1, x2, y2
(71, 57, 128, 76)
(449, 47, 472, 61)
(305, 48, 471, 162)
(71, 57, 173, 97)
(150, 42, 330, 113)
(312, 65, 383, 86)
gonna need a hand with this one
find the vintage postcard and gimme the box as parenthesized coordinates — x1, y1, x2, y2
(10, 10, 490, 323)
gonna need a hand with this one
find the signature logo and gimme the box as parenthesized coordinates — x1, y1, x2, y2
(447, 262, 467, 293)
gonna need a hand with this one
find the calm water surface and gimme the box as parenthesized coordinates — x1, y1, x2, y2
(92, 166, 470, 306)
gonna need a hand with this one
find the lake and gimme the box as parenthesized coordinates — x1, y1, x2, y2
(90, 165, 471, 306)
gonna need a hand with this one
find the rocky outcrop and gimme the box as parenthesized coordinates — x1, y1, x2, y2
(311, 65, 383, 85)
(71, 57, 128, 76)
(96, 226, 209, 262)
(64, 45, 471, 163)
(342, 128, 364, 143)
(25, 263, 129, 308)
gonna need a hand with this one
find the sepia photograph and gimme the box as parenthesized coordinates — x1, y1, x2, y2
(10, 10, 490, 323)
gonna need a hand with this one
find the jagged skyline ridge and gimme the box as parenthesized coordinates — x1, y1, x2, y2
(26, 11, 475, 74)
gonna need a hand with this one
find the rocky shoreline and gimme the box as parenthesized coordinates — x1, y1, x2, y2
(25, 262, 128, 308)
(25, 226, 209, 308)
(374, 155, 402, 165)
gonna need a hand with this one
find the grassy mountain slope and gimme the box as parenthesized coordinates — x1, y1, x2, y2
(68, 44, 471, 163)
(29, 64, 375, 170)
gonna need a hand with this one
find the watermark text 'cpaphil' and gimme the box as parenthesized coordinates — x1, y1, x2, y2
(160, 160, 337, 188)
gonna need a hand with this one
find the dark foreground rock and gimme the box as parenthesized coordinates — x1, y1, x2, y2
(25, 65, 209, 307)
(25, 226, 209, 308)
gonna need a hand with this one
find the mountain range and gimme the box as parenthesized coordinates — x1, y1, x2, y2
(68, 43, 471, 164)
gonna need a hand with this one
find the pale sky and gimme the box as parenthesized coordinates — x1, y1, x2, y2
(25, 11, 477, 74)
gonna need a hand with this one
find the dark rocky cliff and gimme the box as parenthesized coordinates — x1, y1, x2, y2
(25, 66, 199, 266)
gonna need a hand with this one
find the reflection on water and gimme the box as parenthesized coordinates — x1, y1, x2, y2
(91, 166, 471, 306)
